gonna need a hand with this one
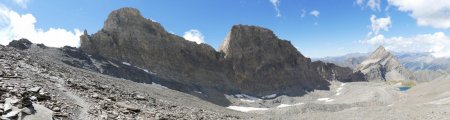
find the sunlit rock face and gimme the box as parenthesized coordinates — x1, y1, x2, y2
(81, 7, 364, 105)
(356, 46, 415, 81)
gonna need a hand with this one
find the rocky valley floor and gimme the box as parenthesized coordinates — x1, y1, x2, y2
(0, 43, 449, 120)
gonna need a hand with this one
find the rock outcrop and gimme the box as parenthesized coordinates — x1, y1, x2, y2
(356, 46, 415, 81)
(80, 8, 231, 105)
(80, 7, 365, 105)
(8, 38, 32, 50)
(312, 61, 366, 82)
(220, 25, 331, 96)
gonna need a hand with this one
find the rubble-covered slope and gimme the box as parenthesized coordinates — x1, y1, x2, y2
(0, 39, 251, 120)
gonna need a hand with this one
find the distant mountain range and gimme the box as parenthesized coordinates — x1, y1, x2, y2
(314, 50, 449, 82)
(315, 51, 450, 73)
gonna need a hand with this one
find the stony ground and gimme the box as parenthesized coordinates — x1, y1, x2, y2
(0, 45, 253, 120)
(226, 80, 450, 120)
(1, 43, 449, 120)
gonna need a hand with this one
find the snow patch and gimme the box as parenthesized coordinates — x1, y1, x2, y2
(233, 94, 261, 103)
(138, 68, 156, 75)
(226, 106, 269, 112)
(122, 62, 131, 66)
(317, 98, 334, 102)
(262, 94, 277, 99)
(335, 83, 345, 96)
(194, 91, 202, 94)
(121, 61, 157, 75)
(239, 99, 256, 103)
(276, 103, 304, 108)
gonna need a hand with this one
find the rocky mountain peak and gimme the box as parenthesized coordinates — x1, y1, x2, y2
(102, 7, 165, 34)
(369, 46, 392, 59)
(220, 25, 305, 60)
(80, 7, 365, 105)
(357, 46, 414, 81)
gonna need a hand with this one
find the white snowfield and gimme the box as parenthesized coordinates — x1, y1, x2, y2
(226, 106, 269, 112)
(262, 94, 277, 99)
(276, 103, 305, 108)
(122, 62, 131, 66)
(234, 94, 261, 103)
(227, 102, 305, 112)
(317, 98, 335, 102)
(335, 83, 345, 96)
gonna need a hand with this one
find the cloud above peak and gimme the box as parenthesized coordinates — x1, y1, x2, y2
(369, 15, 391, 35)
(362, 32, 450, 58)
(183, 29, 204, 44)
(388, 0, 450, 29)
(0, 5, 82, 47)
(355, 0, 381, 11)
(269, 0, 281, 17)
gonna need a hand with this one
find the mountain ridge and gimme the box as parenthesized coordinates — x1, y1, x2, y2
(79, 7, 365, 105)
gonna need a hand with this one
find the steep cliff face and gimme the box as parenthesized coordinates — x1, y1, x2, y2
(220, 25, 330, 96)
(312, 61, 366, 82)
(80, 7, 365, 104)
(356, 46, 415, 81)
(80, 7, 233, 105)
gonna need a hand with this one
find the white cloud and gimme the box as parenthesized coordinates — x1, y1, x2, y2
(355, 0, 381, 11)
(183, 29, 204, 44)
(367, 0, 381, 11)
(0, 5, 82, 47)
(388, 0, 450, 29)
(12, 0, 30, 8)
(361, 32, 450, 58)
(369, 15, 391, 35)
(310, 10, 320, 17)
(269, 0, 281, 17)
(356, 0, 365, 6)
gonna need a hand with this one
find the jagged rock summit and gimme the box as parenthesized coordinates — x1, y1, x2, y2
(80, 7, 230, 105)
(80, 7, 365, 105)
(220, 25, 330, 96)
(356, 46, 415, 81)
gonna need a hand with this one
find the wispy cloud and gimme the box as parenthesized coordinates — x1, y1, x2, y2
(310, 10, 320, 17)
(355, 0, 381, 11)
(183, 29, 204, 44)
(0, 4, 82, 47)
(367, 0, 381, 11)
(300, 9, 306, 18)
(12, 0, 30, 8)
(369, 15, 391, 35)
(269, 0, 281, 17)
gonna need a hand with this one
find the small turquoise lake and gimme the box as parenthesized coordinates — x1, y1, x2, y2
(398, 86, 411, 91)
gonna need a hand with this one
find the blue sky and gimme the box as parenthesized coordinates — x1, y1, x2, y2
(1, 0, 450, 58)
